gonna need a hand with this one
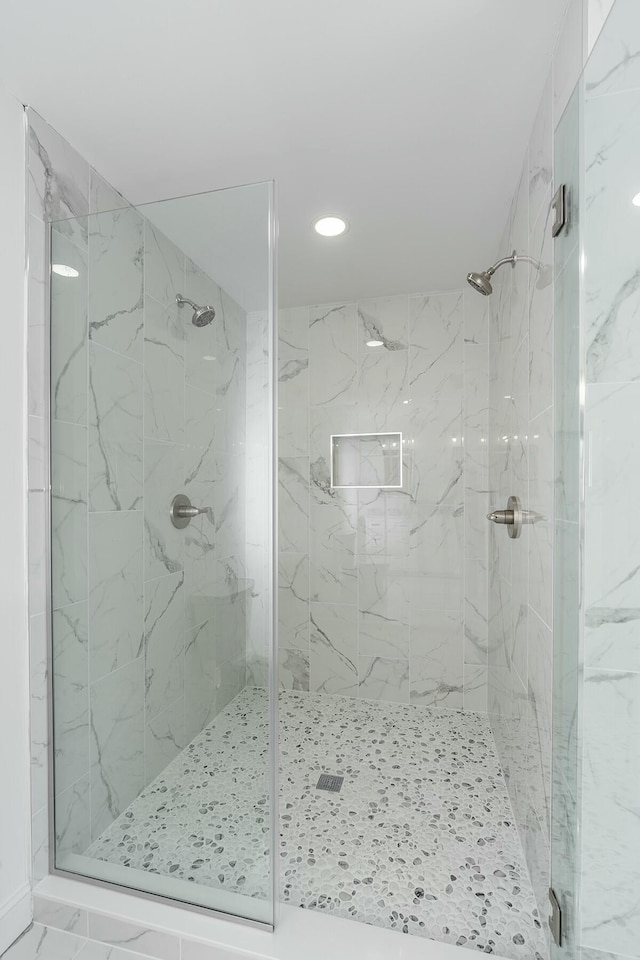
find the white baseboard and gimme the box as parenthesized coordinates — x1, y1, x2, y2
(0, 883, 32, 956)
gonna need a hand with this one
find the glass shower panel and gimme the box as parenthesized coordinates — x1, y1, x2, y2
(553, 3, 640, 959)
(49, 181, 275, 923)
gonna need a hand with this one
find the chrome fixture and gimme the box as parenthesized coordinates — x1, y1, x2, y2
(176, 294, 216, 327)
(487, 495, 523, 539)
(467, 250, 551, 296)
(170, 493, 211, 529)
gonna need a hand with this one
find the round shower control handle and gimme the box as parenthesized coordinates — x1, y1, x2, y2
(487, 495, 523, 539)
(170, 494, 210, 529)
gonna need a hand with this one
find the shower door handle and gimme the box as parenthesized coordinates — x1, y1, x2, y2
(487, 495, 522, 539)
(170, 494, 210, 529)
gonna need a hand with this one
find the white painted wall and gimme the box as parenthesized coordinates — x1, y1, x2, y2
(0, 87, 31, 953)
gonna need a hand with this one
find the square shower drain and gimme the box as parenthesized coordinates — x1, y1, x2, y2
(316, 773, 344, 793)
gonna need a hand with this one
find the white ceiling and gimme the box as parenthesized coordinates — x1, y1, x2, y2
(1, 0, 567, 309)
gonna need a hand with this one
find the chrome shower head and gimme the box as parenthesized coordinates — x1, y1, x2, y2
(466, 250, 518, 297)
(466, 271, 493, 296)
(176, 294, 216, 327)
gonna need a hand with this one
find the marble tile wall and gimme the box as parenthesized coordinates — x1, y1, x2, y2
(27, 109, 248, 877)
(579, 3, 640, 957)
(487, 70, 555, 935)
(277, 292, 489, 710)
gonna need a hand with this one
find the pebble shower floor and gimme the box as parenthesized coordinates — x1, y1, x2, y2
(88, 688, 547, 959)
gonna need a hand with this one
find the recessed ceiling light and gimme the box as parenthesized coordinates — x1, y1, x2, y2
(633, 192, 640, 207)
(313, 216, 348, 237)
(366, 339, 384, 347)
(52, 263, 79, 278)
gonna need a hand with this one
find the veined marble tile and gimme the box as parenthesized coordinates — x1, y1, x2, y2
(32, 803, 49, 884)
(145, 221, 185, 310)
(309, 303, 358, 406)
(28, 317, 46, 419)
(581, 668, 640, 957)
(407, 502, 463, 610)
(279, 457, 309, 554)
(54, 774, 90, 864)
(89, 206, 144, 360)
(463, 664, 488, 712)
(358, 296, 408, 348)
(29, 613, 48, 816)
(184, 618, 218, 741)
(29, 484, 47, 618)
(88, 511, 143, 683)
(145, 696, 186, 785)
(279, 306, 310, 451)
(585, 91, 640, 383)
(89, 167, 130, 216)
(279, 375, 309, 458)
(585, 382, 640, 609)
(464, 557, 488, 665)
(586, 0, 640, 96)
(51, 419, 87, 611)
(309, 602, 358, 696)
(309, 494, 357, 604)
(463, 340, 489, 493)
(358, 655, 409, 703)
(33, 897, 87, 937)
(527, 611, 552, 838)
(408, 293, 463, 400)
(529, 192, 554, 421)
(144, 296, 185, 442)
(309, 401, 358, 467)
(528, 406, 553, 628)
(488, 570, 511, 673)
(52, 602, 89, 796)
(278, 553, 310, 650)
(528, 75, 553, 226)
(184, 383, 218, 489)
(410, 610, 464, 709)
(90, 657, 145, 840)
(144, 440, 185, 581)
(144, 572, 185, 723)
(50, 226, 88, 424)
(555, 246, 580, 525)
(357, 349, 409, 430)
(507, 169, 532, 353)
(411, 400, 463, 506)
(463, 289, 489, 345)
(28, 108, 89, 240)
(279, 307, 309, 455)
(3, 922, 86, 960)
(357, 488, 411, 558)
(279, 647, 310, 692)
(88, 342, 143, 511)
(86, 914, 180, 960)
(358, 558, 410, 659)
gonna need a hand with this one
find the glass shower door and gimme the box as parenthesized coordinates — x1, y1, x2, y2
(48, 180, 276, 923)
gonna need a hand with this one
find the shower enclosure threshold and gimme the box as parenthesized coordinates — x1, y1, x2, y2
(34, 874, 513, 960)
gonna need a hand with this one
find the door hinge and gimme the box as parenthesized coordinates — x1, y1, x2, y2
(551, 184, 567, 238)
(549, 888, 563, 946)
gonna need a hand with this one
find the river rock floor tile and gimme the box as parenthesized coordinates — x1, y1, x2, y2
(87, 688, 547, 959)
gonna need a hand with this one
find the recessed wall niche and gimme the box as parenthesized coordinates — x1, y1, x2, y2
(330, 432, 403, 489)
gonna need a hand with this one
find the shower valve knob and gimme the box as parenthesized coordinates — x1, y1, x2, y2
(487, 495, 523, 539)
(170, 494, 210, 529)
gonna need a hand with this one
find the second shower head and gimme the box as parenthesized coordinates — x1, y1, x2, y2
(466, 251, 517, 297)
(176, 294, 216, 327)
